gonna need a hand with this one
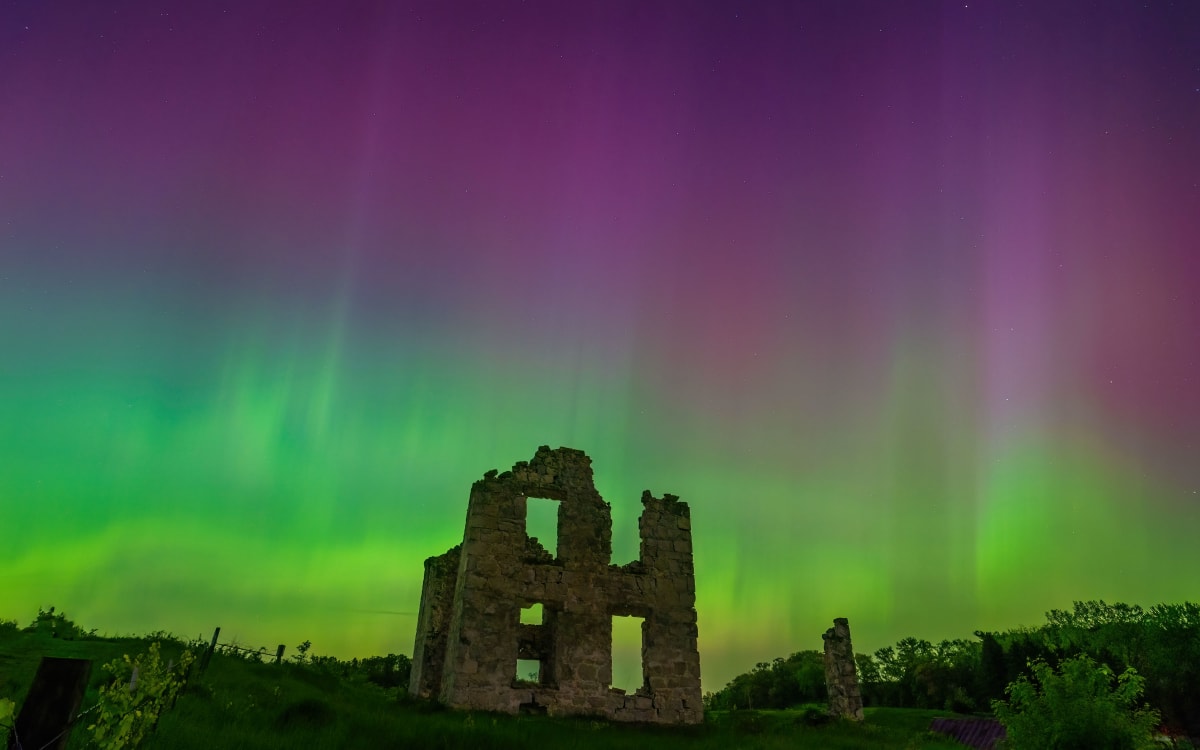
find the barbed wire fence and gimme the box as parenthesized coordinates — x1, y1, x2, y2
(197, 626, 286, 673)
(4, 650, 188, 750)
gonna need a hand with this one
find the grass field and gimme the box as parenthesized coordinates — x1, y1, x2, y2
(1, 626, 968, 749)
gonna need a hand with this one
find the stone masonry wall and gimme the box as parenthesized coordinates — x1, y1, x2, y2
(408, 545, 459, 699)
(823, 617, 865, 721)
(408, 446, 702, 724)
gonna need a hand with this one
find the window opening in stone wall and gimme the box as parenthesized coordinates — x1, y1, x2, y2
(611, 615, 646, 693)
(524, 497, 559, 559)
(610, 503, 641, 569)
(516, 658, 542, 685)
(520, 602, 543, 625)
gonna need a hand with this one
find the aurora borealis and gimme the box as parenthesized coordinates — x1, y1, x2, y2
(2, 1, 1198, 692)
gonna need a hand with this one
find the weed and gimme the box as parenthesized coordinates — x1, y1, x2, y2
(274, 697, 336, 730)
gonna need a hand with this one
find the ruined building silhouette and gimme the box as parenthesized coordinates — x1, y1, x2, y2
(408, 446, 702, 723)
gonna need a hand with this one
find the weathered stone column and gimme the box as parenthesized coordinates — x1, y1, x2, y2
(409, 546, 461, 698)
(823, 617, 864, 721)
(439, 480, 527, 710)
(637, 492, 703, 724)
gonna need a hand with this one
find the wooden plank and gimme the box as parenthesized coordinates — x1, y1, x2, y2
(8, 657, 91, 750)
(199, 627, 220, 673)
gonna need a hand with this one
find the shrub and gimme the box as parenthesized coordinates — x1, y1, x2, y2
(88, 642, 195, 750)
(992, 654, 1160, 750)
(791, 704, 831, 727)
(25, 606, 91, 640)
(274, 697, 336, 729)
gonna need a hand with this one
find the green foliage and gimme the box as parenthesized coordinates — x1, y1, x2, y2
(88, 641, 196, 750)
(707, 599, 1197, 737)
(705, 652, 828, 710)
(976, 631, 1008, 703)
(791, 704, 832, 727)
(865, 638, 982, 711)
(357, 653, 412, 690)
(992, 655, 1160, 750)
(0, 619, 997, 749)
(24, 606, 93, 640)
(290, 639, 312, 664)
(0, 697, 13, 726)
(3, 602, 1195, 748)
(1037, 600, 1200, 736)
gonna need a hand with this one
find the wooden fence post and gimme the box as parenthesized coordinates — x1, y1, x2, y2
(199, 627, 220, 674)
(7, 657, 91, 750)
(275, 645, 285, 665)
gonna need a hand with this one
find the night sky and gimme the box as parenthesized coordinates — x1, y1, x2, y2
(2, 1, 1199, 692)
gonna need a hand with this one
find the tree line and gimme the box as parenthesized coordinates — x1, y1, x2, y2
(703, 600, 1200, 737)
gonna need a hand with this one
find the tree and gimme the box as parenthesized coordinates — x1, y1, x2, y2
(703, 651, 828, 710)
(975, 631, 1008, 706)
(992, 654, 1159, 750)
(1138, 602, 1200, 737)
(864, 638, 980, 710)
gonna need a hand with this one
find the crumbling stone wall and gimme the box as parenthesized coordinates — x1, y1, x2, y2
(409, 545, 460, 700)
(408, 446, 702, 724)
(823, 617, 864, 721)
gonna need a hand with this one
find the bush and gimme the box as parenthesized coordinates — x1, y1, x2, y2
(992, 654, 1160, 750)
(25, 606, 92, 640)
(791, 704, 831, 727)
(274, 697, 336, 729)
(88, 642, 195, 750)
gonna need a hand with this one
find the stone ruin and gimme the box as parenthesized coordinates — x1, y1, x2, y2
(408, 446, 702, 724)
(823, 617, 864, 721)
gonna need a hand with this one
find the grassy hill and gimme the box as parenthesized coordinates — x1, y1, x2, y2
(1, 622, 966, 749)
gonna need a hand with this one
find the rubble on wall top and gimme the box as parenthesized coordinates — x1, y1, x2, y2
(473, 446, 601, 503)
(642, 490, 690, 516)
(523, 535, 556, 565)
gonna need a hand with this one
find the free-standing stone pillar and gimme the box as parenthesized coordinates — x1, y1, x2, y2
(823, 617, 864, 721)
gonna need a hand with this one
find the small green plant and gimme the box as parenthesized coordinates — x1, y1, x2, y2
(291, 639, 312, 664)
(992, 654, 1160, 750)
(0, 697, 14, 727)
(88, 642, 195, 750)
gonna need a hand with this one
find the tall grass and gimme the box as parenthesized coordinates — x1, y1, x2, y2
(1, 626, 963, 749)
